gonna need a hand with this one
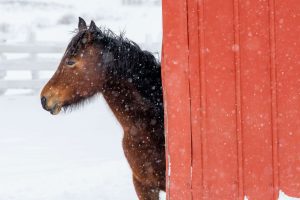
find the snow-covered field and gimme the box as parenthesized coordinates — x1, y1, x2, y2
(0, 95, 137, 200)
(0, 0, 163, 199)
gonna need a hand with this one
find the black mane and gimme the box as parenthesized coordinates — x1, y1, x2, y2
(70, 28, 164, 121)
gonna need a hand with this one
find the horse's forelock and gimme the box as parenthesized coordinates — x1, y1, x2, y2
(66, 28, 106, 56)
(66, 31, 87, 56)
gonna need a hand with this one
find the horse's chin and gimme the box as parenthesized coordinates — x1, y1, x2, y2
(50, 104, 62, 115)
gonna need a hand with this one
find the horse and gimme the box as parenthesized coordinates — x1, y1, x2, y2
(40, 17, 165, 200)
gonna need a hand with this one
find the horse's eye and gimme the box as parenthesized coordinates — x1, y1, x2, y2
(65, 60, 76, 68)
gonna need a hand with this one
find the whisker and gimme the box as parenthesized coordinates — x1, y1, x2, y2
(62, 93, 100, 113)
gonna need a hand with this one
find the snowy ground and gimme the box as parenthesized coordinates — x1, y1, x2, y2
(0, 0, 164, 199)
(0, 95, 138, 200)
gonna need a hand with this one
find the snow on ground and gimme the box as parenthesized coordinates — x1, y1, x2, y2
(0, 95, 166, 199)
(0, 95, 137, 200)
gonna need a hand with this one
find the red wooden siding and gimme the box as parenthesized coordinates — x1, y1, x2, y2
(162, 0, 300, 199)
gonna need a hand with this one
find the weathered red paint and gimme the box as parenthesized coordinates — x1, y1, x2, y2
(162, 0, 300, 199)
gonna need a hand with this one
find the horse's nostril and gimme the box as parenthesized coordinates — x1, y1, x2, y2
(41, 96, 47, 109)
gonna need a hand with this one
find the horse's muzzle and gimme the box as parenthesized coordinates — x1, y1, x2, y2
(40, 96, 61, 115)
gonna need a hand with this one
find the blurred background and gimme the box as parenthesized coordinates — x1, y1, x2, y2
(0, 0, 162, 199)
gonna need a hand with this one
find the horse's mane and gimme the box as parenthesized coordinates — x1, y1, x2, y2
(69, 28, 164, 120)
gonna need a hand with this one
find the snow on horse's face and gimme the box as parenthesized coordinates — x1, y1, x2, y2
(41, 18, 105, 115)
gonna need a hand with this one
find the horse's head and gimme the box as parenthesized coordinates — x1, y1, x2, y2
(41, 18, 107, 115)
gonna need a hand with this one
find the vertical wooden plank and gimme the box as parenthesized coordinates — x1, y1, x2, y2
(238, 0, 275, 199)
(199, 0, 208, 199)
(233, 0, 244, 199)
(276, 0, 300, 197)
(202, 0, 239, 199)
(162, 0, 192, 199)
(269, 0, 280, 199)
(186, 0, 203, 199)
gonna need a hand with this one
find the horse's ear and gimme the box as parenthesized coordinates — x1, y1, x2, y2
(78, 17, 87, 31)
(89, 20, 98, 32)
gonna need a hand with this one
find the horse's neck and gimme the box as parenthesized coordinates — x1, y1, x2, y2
(102, 80, 153, 133)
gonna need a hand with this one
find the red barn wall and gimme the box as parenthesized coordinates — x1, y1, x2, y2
(162, 0, 300, 199)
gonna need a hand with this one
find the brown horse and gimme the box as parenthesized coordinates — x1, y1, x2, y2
(40, 18, 165, 200)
